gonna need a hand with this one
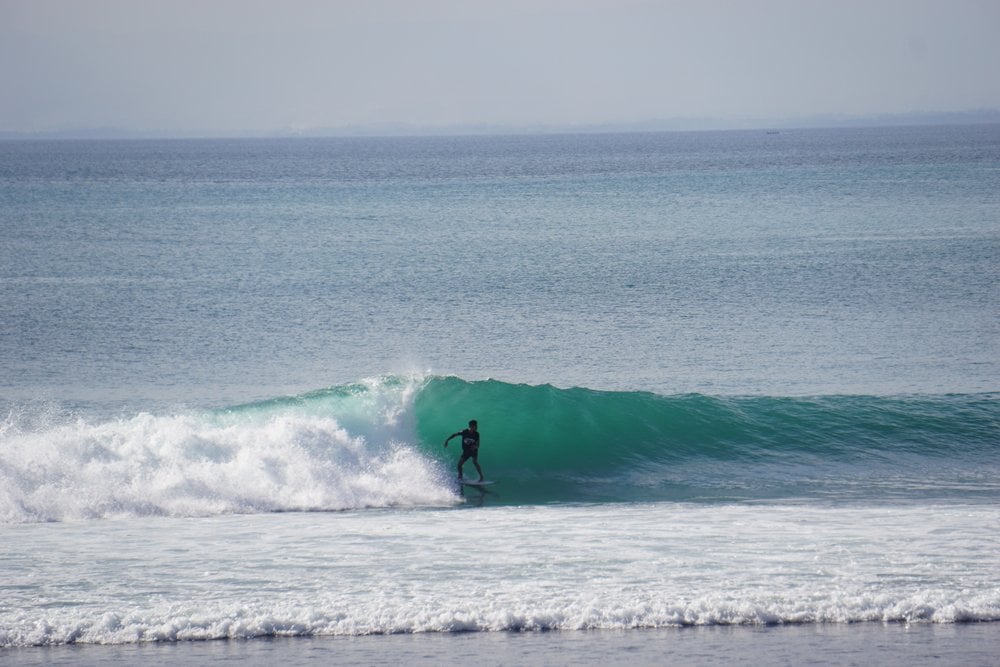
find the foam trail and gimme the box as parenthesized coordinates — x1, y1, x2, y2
(0, 379, 457, 523)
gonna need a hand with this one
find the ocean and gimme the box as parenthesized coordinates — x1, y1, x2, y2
(1, 125, 998, 664)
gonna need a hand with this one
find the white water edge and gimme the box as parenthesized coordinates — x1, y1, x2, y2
(2, 502, 998, 647)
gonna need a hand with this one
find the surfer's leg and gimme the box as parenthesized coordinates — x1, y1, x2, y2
(472, 454, 484, 481)
(457, 452, 468, 478)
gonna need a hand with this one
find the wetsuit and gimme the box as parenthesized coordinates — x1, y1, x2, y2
(459, 428, 480, 456)
(450, 427, 483, 480)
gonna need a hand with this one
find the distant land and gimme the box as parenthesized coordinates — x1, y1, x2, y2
(2, 109, 998, 140)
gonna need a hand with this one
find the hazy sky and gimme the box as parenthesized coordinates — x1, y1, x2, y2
(2, 0, 998, 134)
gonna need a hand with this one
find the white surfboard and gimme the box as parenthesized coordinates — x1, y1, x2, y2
(458, 479, 495, 487)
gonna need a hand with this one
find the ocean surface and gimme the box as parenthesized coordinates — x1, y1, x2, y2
(1, 125, 999, 664)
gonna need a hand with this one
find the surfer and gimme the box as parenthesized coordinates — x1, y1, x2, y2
(444, 419, 484, 481)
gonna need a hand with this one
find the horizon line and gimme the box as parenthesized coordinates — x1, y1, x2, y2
(3, 109, 999, 141)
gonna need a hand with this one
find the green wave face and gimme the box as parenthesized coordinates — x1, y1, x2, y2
(415, 377, 1000, 503)
(417, 378, 726, 470)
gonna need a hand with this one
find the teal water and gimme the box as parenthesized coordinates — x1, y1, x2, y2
(1, 126, 999, 651)
(414, 377, 1000, 503)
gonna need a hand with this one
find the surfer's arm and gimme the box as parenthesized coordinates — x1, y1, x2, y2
(443, 431, 461, 447)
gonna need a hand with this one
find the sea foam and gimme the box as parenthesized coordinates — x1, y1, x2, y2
(0, 381, 457, 523)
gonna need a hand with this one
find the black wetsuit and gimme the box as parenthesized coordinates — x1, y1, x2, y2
(449, 426, 483, 480)
(460, 428, 480, 455)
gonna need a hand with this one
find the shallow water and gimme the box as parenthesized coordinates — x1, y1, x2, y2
(5, 624, 1000, 667)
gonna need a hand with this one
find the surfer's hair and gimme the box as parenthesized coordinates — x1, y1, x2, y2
(469, 420, 477, 427)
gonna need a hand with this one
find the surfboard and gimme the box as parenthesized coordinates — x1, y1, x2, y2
(458, 479, 495, 487)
